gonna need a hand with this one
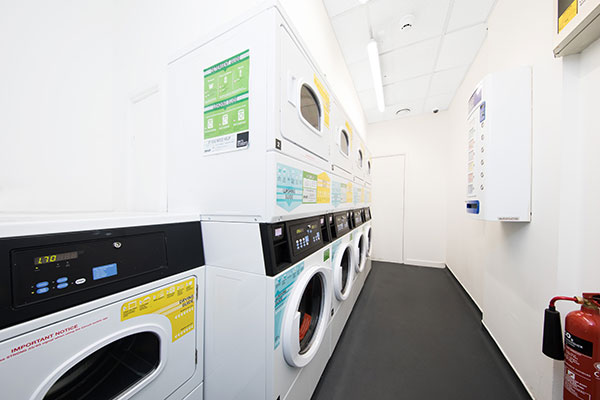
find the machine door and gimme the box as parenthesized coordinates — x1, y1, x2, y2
(333, 242, 354, 301)
(353, 231, 367, 273)
(0, 275, 199, 400)
(366, 226, 373, 257)
(281, 265, 331, 368)
(280, 26, 330, 162)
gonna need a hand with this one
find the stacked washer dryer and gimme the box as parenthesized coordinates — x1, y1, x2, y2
(167, 3, 338, 400)
(0, 213, 205, 400)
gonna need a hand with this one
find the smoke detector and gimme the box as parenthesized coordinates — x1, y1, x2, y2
(399, 15, 415, 31)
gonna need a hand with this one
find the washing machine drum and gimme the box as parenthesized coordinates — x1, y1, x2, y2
(282, 265, 331, 368)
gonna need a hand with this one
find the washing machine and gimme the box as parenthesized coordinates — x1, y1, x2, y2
(168, 1, 336, 223)
(0, 213, 205, 400)
(330, 100, 355, 179)
(361, 207, 373, 277)
(327, 210, 357, 351)
(200, 214, 333, 400)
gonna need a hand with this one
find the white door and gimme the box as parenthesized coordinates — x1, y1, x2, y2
(371, 155, 405, 263)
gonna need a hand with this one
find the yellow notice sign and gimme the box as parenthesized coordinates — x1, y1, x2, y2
(559, 0, 577, 33)
(121, 277, 196, 342)
(346, 182, 353, 204)
(317, 172, 331, 204)
(314, 75, 330, 128)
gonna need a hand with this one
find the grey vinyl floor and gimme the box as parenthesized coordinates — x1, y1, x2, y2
(311, 262, 532, 400)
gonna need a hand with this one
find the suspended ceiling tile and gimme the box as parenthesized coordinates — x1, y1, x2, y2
(384, 74, 431, 105)
(331, 8, 372, 65)
(323, 0, 362, 18)
(349, 59, 375, 92)
(380, 37, 440, 84)
(428, 66, 468, 97)
(436, 23, 487, 71)
(359, 89, 377, 111)
(370, 0, 451, 53)
(364, 97, 425, 123)
(447, 0, 496, 32)
(424, 92, 455, 112)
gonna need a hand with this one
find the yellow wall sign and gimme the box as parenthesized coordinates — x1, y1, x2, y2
(314, 75, 330, 128)
(121, 277, 196, 342)
(559, 0, 577, 33)
(317, 172, 331, 204)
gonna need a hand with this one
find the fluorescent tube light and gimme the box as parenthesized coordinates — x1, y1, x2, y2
(367, 39, 385, 112)
(358, 0, 371, 4)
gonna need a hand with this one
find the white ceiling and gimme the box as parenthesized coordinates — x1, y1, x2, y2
(323, 0, 496, 123)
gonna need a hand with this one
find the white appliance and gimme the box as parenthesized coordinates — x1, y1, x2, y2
(352, 135, 369, 183)
(465, 66, 532, 222)
(327, 211, 356, 350)
(202, 215, 333, 400)
(361, 208, 373, 277)
(330, 100, 355, 179)
(0, 213, 205, 400)
(350, 210, 368, 276)
(167, 1, 336, 223)
(329, 169, 355, 213)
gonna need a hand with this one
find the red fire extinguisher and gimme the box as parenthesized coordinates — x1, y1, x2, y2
(543, 293, 600, 400)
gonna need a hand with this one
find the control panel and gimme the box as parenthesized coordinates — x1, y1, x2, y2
(289, 218, 322, 257)
(11, 232, 167, 307)
(353, 209, 363, 227)
(260, 214, 331, 276)
(331, 211, 351, 238)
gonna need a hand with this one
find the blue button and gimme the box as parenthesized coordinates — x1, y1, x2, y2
(36, 287, 49, 294)
(36, 281, 49, 288)
(56, 277, 68, 284)
(57, 283, 68, 289)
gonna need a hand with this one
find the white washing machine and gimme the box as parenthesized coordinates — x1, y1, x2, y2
(330, 100, 355, 178)
(327, 210, 356, 351)
(201, 214, 333, 400)
(0, 213, 205, 400)
(167, 1, 336, 223)
(362, 207, 373, 276)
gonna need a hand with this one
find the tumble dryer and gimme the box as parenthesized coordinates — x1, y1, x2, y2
(201, 215, 333, 400)
(327, 210, 356, 350)
(0, 213, 205, 400)
(167, 1, 336, 222)
(330, 101, 355, 179)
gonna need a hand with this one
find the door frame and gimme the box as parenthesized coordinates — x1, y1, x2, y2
(370, 153, 406, 264)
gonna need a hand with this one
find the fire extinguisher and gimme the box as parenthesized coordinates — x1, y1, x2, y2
(543, 293, 600, 400)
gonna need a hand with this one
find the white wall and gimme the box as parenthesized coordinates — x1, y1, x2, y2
(368, 113, 449, 268)
(372, 0, 600, 398)
(0, 1, 117, 212)
(1, 0, 365, 213)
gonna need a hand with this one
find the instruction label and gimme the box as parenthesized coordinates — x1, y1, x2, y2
(331, 180, 351, 208)
(331, 239, 341, 261)
(277, 164, 331, 211)
(121, 277, 196, 342)
(274, 262, 304, 349)
(317, 172, 331, 204)
(559, 0, 577, 33)
(346, 182, 353, 204)
(204, 50, 250, 155)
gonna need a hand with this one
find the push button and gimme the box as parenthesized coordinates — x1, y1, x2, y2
(56, 277, 68, 284)
(36, 287, 49, 294)
(75, 278, 86, 285)
(57, 283, 68, 289)
(36, 281, 49, 288)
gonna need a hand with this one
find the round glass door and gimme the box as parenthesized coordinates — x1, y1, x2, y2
(44, 332, 160, 400)
(282, 265, 332, 368)
(334, 245, 354, 301)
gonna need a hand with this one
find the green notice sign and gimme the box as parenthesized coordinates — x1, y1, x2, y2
(203, 50, 249, 154)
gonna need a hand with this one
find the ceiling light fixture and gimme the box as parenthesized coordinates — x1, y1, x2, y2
(358, 0, 371, 4)
(367, 39, 385, 113)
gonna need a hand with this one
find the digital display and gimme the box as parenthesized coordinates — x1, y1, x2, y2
(335, 215, 348, 233)
(92, 263, 118, 280)
(34, 251, 78, 266)
(274, 227, 283, 237)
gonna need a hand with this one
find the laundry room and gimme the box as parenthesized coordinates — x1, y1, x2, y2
(2, 0, 600, 399)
